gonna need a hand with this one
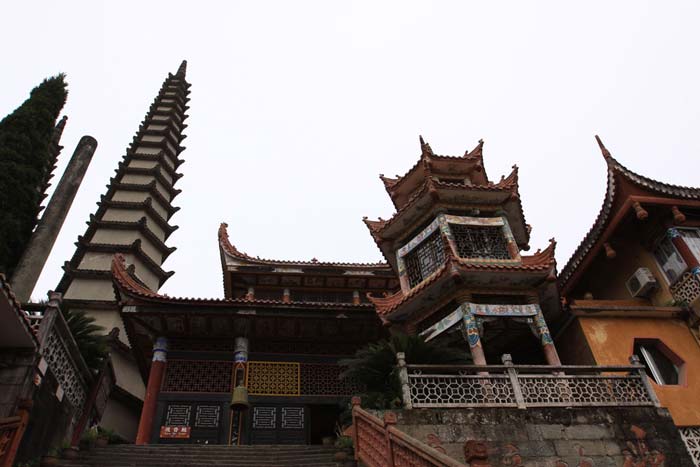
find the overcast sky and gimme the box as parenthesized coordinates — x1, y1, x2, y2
(3, 1, 700, 301)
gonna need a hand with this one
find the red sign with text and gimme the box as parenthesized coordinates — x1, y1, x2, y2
(159, 426, 191, 439)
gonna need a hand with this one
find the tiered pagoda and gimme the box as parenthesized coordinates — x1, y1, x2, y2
(54, 61, 190, 440)
(363, 137, 562, 366)
(111, 223, 396, 445)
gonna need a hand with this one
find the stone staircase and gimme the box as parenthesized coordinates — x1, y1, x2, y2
(56, 445, 344, 467)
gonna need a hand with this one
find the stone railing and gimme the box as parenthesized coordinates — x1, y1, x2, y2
(671, 270, 700, 306)
(34, 293, 93, 427)
(397, 353, 660, 410)
(351, 397, 466, 467)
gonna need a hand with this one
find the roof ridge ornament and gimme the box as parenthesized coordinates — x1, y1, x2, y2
(594, 135, 611, 159)
(466, 139, 484, 158)
(419, 135, 433, 157)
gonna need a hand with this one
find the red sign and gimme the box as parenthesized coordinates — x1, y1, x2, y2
(160, 426, 191, 439)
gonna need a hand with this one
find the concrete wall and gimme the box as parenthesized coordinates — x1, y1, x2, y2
(578, 315, 700, 427)
(383, 407, 693, 466)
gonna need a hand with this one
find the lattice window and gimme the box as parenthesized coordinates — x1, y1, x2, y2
(43, 330, 87, 412)
(281, 407, 305, 429)
(252, 407, 277, 429)
(404, 231, 445, 288)
(195, 405, 221, 428)
(680, 426, 700, 466)
(162, 360, 233, 393)
(247, 361, 300, 396)
(300, 363, 363, 396)
(451, 224, 510, 260)
(291, 291, 354, 303)
(165, 404, 191, 426)
(671, 272, 700, 305)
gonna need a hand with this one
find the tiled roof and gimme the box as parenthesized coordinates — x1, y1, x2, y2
(369, 239, 556, 316)
(218, 223, 389, 270)
(111, 254, 376, 310)
(559, 136, 700, 292)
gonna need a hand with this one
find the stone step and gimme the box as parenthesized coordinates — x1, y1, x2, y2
(55, 445, 346, 467)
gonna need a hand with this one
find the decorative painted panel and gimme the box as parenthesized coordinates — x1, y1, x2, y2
(247, 361, 300, 396)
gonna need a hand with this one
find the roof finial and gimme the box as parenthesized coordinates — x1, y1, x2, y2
(466, 139, 484, 157)
(595, 135, 611, 159)
(176, 60, 188, 77)
(419, 135, 433, 157)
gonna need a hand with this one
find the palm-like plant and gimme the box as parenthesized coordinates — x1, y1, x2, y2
(63, 309, 108, 374)
(339, 333, 470, 409)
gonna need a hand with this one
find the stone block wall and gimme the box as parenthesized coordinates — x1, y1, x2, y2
(379, 407, 693, 466)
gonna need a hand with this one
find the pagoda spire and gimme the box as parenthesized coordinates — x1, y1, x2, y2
(176, 59, 187, 78)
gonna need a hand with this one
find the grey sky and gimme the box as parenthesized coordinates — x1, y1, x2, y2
(2, 1, 699, 301)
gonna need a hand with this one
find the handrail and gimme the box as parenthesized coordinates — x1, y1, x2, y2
(351, 397, 466, 467)
(398, 353, 661, 410)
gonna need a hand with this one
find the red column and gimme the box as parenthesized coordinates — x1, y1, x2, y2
(135, 337, 167, 445)
(667, 227, 700, 270)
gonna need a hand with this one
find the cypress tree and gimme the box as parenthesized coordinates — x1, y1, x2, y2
(0, 74, 67, 276)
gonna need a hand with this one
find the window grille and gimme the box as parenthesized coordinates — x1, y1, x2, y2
(404, 231, 445, 288)
(451, 224, 510, 260)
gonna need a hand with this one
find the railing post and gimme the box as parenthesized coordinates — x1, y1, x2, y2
(630, 355, 661, 407)
(351, 396, 361, 462)
(396, 352, 413, 410)
(383, 412, 398, 467)
(0, 399, 32, 467)
(502, 354, 526, 409)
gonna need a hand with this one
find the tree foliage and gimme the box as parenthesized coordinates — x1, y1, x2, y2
(0, 74, 67, 276)
(339, 333, 471, 409)
(63, 309, 108, 374)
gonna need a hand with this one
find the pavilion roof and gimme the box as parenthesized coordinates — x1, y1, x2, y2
(218, 222, 390, 270)
(369, 238, 557, 317)
(559, 136, 700, 295)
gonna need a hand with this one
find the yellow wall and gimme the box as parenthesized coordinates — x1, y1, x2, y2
(578, 316, 700, 426)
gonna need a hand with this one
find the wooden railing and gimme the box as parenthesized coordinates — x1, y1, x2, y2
(351, 397, 466, 467)
(0, 401, 32, 467)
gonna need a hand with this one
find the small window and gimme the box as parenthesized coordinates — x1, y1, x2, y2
(451, 224, 511, 260)
(680, 228, 700, 263)
(404, 231, 445, 288)
(652, 237, 687, 284)
(633, 339, 683, 385)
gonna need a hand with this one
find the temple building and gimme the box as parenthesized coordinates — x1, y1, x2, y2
(363, 137, 562, 366)
(557, 136, 700, 459)
(13, 62, 694, 464)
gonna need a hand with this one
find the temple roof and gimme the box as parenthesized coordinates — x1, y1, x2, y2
(218, 222, 389, 270)
(112, 254, 378, 310)
(559, 136, 700, 295)
(0, 273, 38, 348)
(369, 238, 557, 317)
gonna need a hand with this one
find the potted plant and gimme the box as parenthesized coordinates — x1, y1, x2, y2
(40, 448, 61, 466)
(334, 434, 355, 466)
(96, 428, 112, 447)
(79, 428, 98, 451)
(61, 440, 79, 459)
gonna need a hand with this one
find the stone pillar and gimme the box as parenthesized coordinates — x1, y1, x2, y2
(462, 311, 487, 366)
(533, 309, 561, 366)
(135, 337, 167, 445)
(10, 136, 97, 302)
